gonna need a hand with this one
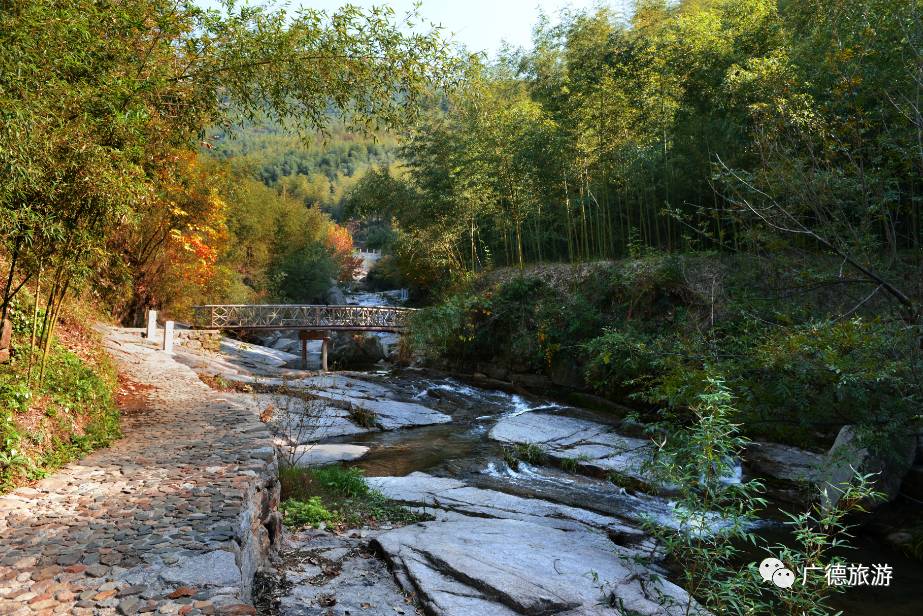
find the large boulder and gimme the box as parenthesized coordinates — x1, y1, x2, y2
(325, 284, 346, 305)
(328, 332, 386, 367)
(367, 472, 646, 545)
(819, 425, 916, 509)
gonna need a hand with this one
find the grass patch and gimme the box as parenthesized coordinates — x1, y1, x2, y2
(348, 406, 378, 429)
(502, 443, 547, 470)
(197, 372, 251, 392)
(279, 464, 429, 529)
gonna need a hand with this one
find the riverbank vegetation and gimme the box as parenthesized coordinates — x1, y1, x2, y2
(280, 464, 427, 529)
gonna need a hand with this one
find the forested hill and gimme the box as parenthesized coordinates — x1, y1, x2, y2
(207, 121, 400, 220)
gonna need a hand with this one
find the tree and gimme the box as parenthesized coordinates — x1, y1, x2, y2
(0, 0, 456, 371)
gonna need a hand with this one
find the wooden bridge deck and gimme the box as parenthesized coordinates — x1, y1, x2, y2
(191, 304, 415, 333)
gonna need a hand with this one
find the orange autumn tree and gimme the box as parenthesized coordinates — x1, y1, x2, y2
(107, 151, 229, 322)
(325, 223, 363, 282)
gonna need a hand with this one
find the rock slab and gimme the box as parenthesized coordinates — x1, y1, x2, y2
(490, 413, 659, 490)
(374, 517, 695, 616)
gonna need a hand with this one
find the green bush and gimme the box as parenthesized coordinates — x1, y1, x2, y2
(269, 242, 338, 303)
(281, 496, 334, 528)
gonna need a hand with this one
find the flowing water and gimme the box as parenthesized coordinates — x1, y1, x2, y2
(286, 290, 923, 614)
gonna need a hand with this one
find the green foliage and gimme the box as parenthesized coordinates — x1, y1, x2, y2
(348, 407, 378, 429)
(364, 256, 405, 291)
(281, 497, 334, 528)
(2, 0, 456, 333)
(0, 295, 119, 492)
(642, 377, 885, 616)
(513, 443, 546, 465)
(268, 242, 339, 303)
(310, 465, 370, 499)
(278, 464, 428, 529)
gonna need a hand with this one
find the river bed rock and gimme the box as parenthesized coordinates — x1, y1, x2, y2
(229, 393, 374, 443)
(288, 444, 370, 467)
(367, 472, 648, 547)
(373, 517, 697, 616)
(310, 390, 452, 430)
(278, 528, 414, 616)
(820, 425, 916, 508)
(489, 412, 662, 492)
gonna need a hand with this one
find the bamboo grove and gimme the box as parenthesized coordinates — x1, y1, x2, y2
(347, 0, 923, 285)
(0, 0, 454, 383)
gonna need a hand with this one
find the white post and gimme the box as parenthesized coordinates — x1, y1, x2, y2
(146, 310, 158, 340)
(163, 320, 174, 353)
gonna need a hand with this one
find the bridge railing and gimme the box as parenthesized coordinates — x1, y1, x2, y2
(191, 304, 416, 332)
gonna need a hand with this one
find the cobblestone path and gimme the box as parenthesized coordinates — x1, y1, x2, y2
(0, 329, 281, 615)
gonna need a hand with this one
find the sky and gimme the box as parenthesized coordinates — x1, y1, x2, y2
(200, 1, 633, 56)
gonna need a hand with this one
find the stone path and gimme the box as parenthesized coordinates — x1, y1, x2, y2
(0, 328, 280, 615)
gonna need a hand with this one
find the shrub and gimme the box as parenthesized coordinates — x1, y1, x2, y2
(281, 497, 334, 528)
(269, 242, 339, 303)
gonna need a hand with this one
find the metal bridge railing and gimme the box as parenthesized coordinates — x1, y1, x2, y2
(191, 304, 415, 332)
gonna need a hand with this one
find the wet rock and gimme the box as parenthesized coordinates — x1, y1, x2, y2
(367, 473, 646, 546)
(374, 517, 696, 616)
(489, 413, 660, 492)
(288, 444, 370, 467)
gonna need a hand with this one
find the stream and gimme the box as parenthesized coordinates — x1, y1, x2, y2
(177, 290, 923, 615)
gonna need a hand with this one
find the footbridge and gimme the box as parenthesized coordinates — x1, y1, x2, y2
(189, 304, 416, 370)
(191, 304, 415, 333)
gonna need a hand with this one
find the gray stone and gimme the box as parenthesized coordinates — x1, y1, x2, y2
(328, 332, 386, 367)
(288, 444, 370, 468)
(159, 550, 240, 588)
(279, 554, 410, 616)
(746, 441, 823, 482)
(312, 392, 451, 431)
(220, 338, 300, 369)
(367, 473, 646, 546)
(820, 425, 916, 508)
(489, 413, 660, 490)
(325, 285, 347, 305)
(374, 518, 698, 616)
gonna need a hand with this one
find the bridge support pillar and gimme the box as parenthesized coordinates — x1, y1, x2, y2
(298, 330, 330, 371)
